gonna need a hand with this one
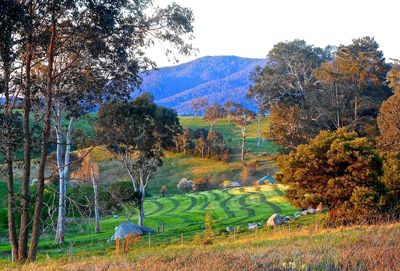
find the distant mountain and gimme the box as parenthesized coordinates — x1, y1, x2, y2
(134, 56, 267, 115)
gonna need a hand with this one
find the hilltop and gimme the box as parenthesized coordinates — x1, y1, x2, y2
(136, 56, 266, 114)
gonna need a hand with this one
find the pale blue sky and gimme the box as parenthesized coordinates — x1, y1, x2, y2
(150, 0, 400, 67)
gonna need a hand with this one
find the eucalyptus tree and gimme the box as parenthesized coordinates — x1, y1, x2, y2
(248, 40, 330, 149)
(228, 103, 256, 161)
(0, 0, 27, 261)
(313, 37, 390, 135)
(204, 103, 225, 133)
(96, 94, 180, 227)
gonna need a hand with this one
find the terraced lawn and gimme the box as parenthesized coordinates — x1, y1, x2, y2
(0, 185, 297, 258)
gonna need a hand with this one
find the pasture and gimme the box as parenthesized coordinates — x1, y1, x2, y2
(0, 185, 297, 258)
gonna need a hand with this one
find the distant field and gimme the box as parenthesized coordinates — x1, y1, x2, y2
(180, 116, 277, 154)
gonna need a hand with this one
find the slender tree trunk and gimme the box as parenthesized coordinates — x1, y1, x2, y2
(92, 168, 101, 233)
(28, 13, 56, 260)
(354, 90, 359, 121)
(209, 123, 214, 134)
(241, 127, 246, 161)
(3, 58, 19, 261)
(54, 124, 65, 244)
(6, 154, 18, 262)
(55, 117, 73, 244)
(256, 113, 261, 147)
(18, 11, 33, 259)
(335, 84, 340, 128)
(138, 188, 145, 227)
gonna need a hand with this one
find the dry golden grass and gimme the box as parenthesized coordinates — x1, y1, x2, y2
(3, 222, 400, 271)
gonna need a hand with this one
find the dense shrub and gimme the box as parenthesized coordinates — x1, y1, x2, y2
(177, 178, 193, 193)
(192, 178, 211, 191)
(276, 128, 393, 224)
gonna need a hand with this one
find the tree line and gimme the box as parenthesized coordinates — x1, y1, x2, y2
(248, 37, 400, 224)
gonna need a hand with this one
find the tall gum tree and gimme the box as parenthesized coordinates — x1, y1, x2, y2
(96, 94, 180, 227)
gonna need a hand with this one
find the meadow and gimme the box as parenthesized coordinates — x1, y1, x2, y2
(0, 184, 298, 257)
(2, 221, 399, 270)
(1, 117, 399, 270)
(0, 116, 289, 259)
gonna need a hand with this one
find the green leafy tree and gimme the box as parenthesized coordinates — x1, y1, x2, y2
(0, 0, 195, 260)
(96, 94, 180, 226)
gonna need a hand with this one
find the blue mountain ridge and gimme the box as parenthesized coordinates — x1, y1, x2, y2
(134, 55, 267, 115)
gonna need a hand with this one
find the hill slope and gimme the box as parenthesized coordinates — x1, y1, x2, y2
(135, 56, 267, 114)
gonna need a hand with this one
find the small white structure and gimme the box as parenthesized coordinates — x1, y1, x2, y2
(230, 181, 242, 188)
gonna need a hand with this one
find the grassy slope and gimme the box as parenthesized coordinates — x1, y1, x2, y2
(0, 116, 293, 259)
(2, 222, 400, 270)
(0, 185, 297, 257)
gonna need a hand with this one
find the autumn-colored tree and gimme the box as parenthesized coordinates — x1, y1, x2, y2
(377, 63, 400, 151)
(204, 103, 224, 133)
(174, 128, 194, 154)
(250, 38, 390, 150)
(380, 152, 400, 210)
(248, 40, 331, 149)
(192, 178, 211, 191)
(160, 185, 167, 197)
(240, 162, 256, 185)
(192, 98, 208, 117)
(73, 151, 101, 233)
(276, 128, 385, 224)
(377, 92, 400, 151)
(313, 37, 391, 137)
(195, 137, 208, 158)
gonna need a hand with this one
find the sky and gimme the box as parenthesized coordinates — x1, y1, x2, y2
(150, 0, 400, 67)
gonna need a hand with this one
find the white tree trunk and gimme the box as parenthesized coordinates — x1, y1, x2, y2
(55, 116, 73, 244)
(241, 127, 246, 161)
(91, 166, 100, 233)
(138, 187, 145, 227)
(256, 114, 261, 147)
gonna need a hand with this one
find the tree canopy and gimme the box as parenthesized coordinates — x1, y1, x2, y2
(276, 128, 389, 224)
(96, 94, 181, 226)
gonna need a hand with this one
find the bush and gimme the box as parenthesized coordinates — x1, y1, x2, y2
(222, 180, 232, 188)
(192, 178, 211, 191)
(277, 128, 387, 224)
(177, 178, 193, 193)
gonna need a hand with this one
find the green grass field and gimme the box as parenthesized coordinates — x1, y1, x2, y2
(0, 185, 298, 258)
(0, 115, 289, 260)
(180, 116, 277, 154)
